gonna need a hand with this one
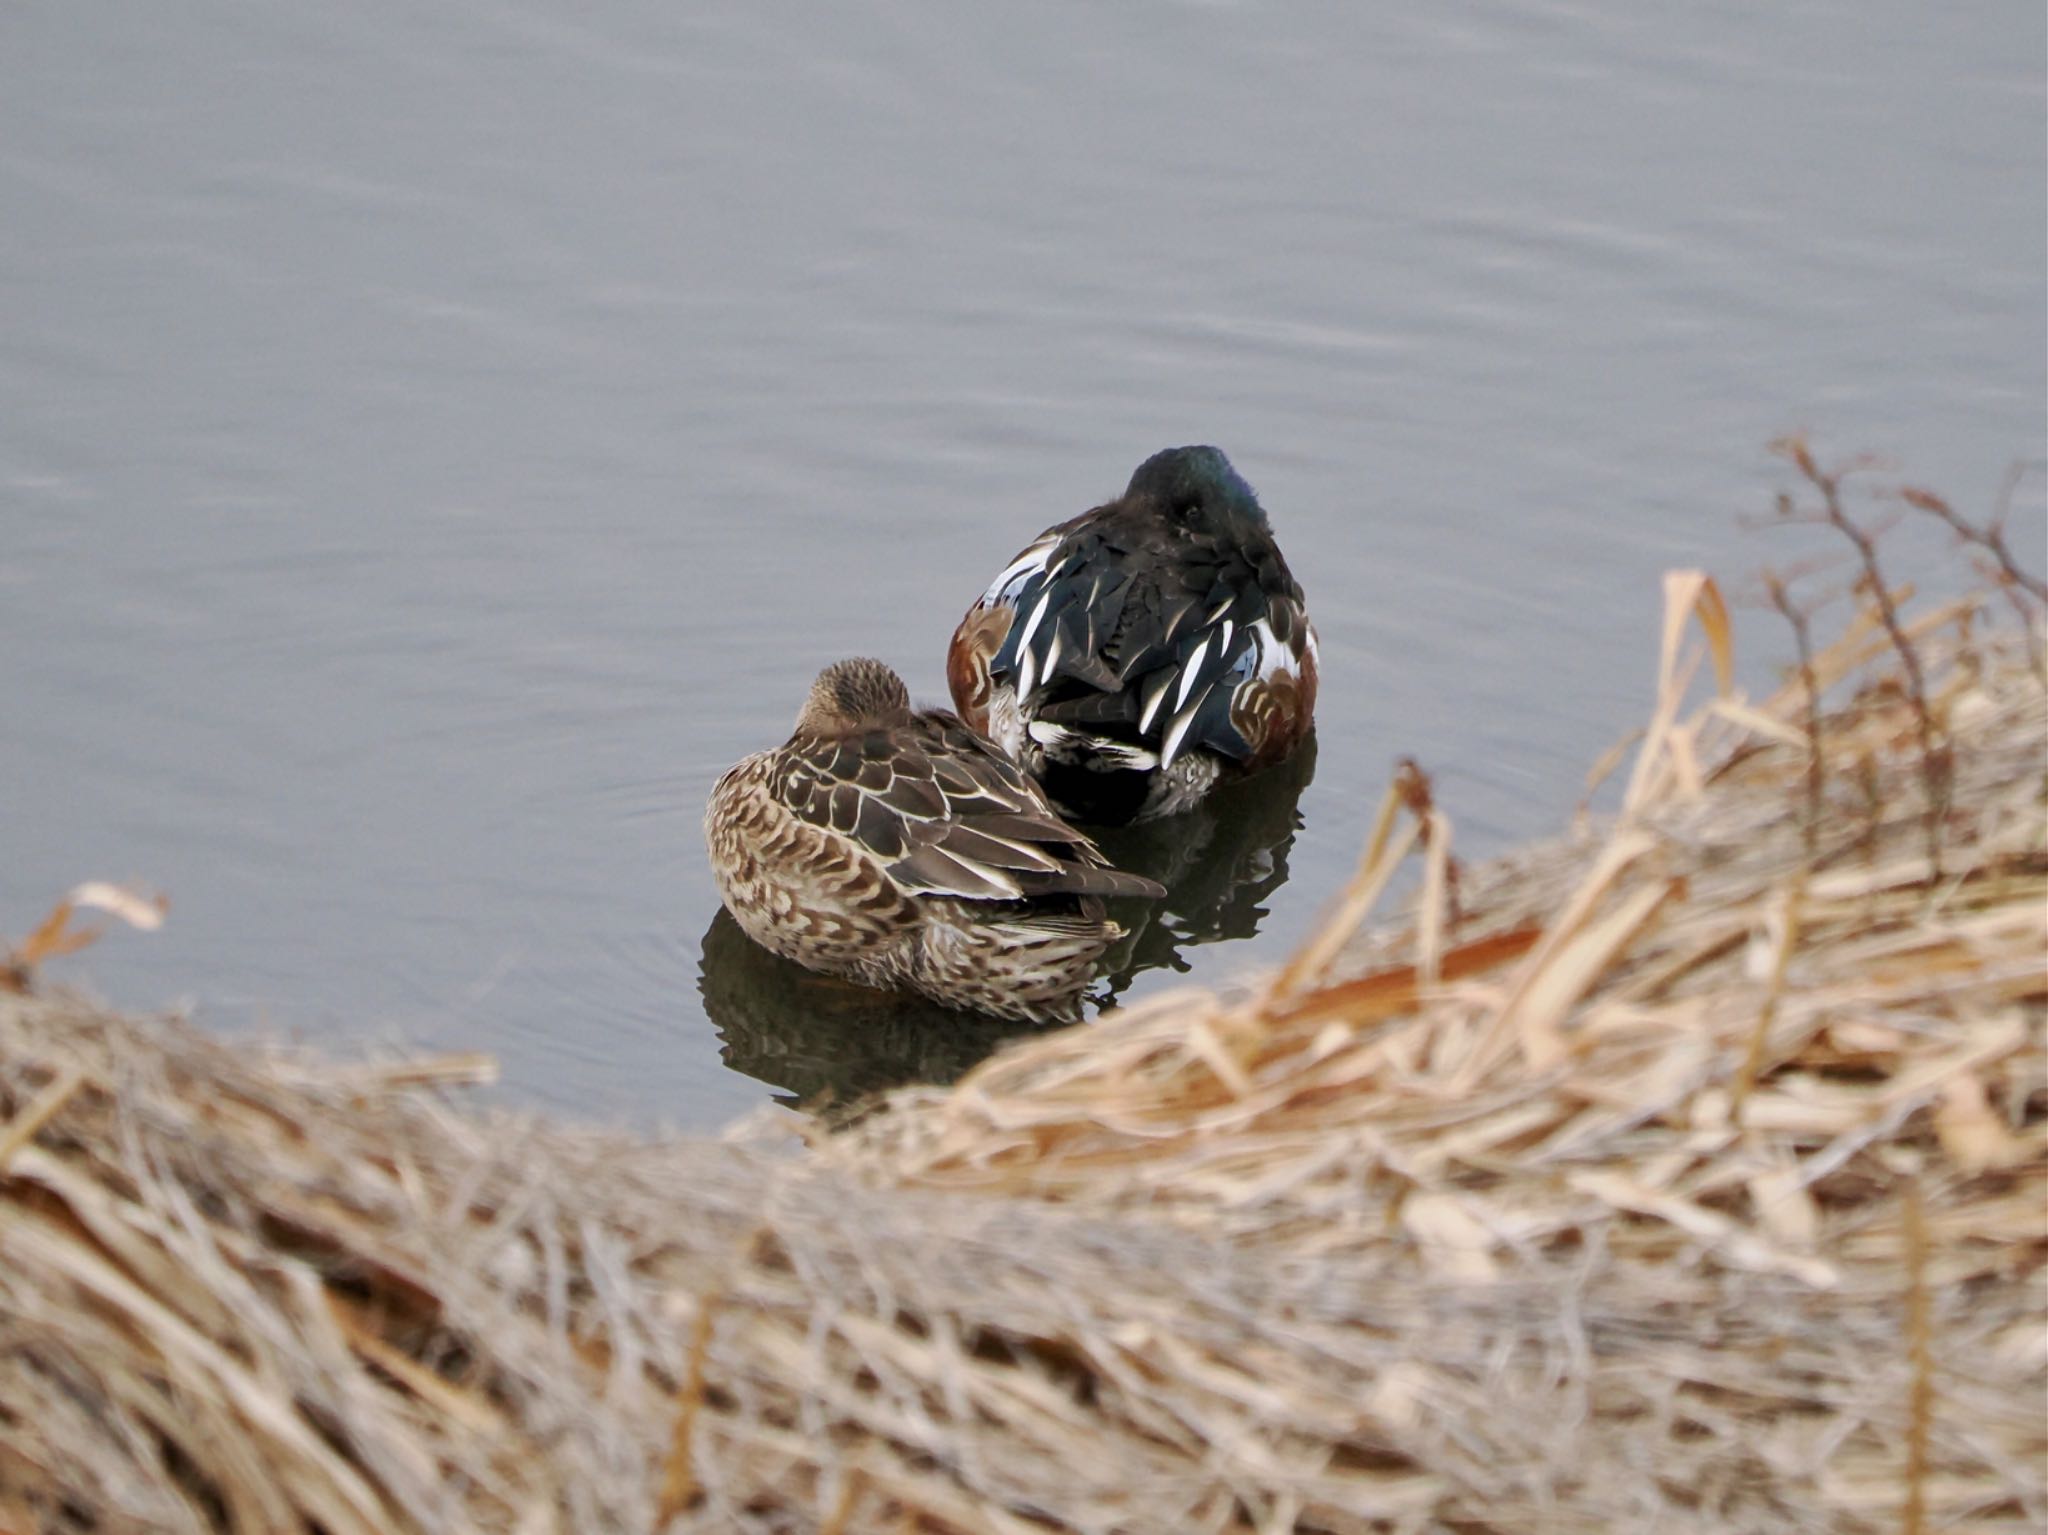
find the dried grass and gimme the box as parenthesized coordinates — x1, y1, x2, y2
(2, 548, 2043, 1531)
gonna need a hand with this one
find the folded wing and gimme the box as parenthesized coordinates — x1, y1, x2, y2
(772, 715, 1165, 902)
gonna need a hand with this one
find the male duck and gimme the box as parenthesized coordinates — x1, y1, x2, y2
(947, 446, 1318, 824)
(704, 658, 1164, 1023)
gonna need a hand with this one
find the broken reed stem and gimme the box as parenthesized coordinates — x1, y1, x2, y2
(1731, 877, 1804, 1118)
(1764, 571, 1826, 862)
(1416, 809, 1452, 988)
(1270, 778, 1418, 998)
(1902, 1175, 1932, 1535)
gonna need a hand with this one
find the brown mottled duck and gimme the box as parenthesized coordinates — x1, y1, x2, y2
(704, 658, 1163, 1022)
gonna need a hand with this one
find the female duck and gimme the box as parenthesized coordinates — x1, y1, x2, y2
(705, 658, 1163, 1023)
(947, 446, 1318, 824)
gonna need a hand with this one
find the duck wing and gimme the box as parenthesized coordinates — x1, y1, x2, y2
(772, 714, 1165, 904)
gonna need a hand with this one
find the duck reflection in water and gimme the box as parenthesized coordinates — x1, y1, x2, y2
(697, 907, 1028, 1113)
(1088, 732, 1315, 999)
(697, 735, 1313, 1113)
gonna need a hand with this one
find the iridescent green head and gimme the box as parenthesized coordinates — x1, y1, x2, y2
(1124, 445, 1268, 534)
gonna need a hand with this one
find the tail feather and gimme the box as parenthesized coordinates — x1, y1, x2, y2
(1046, 864, 1164, 900)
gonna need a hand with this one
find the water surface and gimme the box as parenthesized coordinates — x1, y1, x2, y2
(3, 1, 2041, 1124)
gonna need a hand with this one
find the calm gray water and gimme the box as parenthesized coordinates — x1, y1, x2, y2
(4, 1, 2042, 1125)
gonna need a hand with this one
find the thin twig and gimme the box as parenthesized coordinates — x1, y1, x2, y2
(1897, 479, 2048, 604)
(1773, 437, 1950, 881)
(1899, 471, 2048, 682)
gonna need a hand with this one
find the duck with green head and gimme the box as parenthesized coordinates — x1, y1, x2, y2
(947, 446, 1318, 824)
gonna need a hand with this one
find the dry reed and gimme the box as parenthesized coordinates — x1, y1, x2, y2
(1, 509, 2042, 1531)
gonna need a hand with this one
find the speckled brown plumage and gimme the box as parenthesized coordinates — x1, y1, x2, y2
(704, 659, 1163, 1023)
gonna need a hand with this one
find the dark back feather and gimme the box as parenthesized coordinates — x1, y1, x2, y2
(980, 448, 1312, 767)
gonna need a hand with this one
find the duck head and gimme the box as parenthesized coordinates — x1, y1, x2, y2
(1122, 445, 1269, 539)
(796, 657, 912, 737)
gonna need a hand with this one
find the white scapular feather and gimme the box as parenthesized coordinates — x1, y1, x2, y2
(1176, 635, 1213, 710)
(1138, 670, 1177, 734)
(1161, 701, 1202, 768)
(987, 539, 1056, 604)
(1015, 589, 1053, 660)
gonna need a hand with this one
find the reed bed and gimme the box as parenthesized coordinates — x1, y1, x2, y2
(2, 498, 2043, 1530)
